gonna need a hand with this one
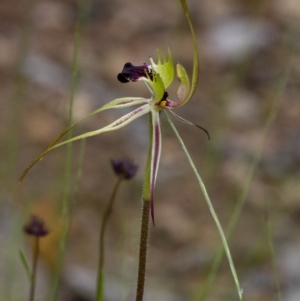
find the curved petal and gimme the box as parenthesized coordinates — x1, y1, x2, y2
(167, 109, 210, 140)
(52, 104, 151, 148)
(150, 49, 175, 89)
(175, 0, 199, 107)
(46, 97, 148, 150)
(164, 110, 243, 300)
(94, 97, 149, 112)
(19, 103, 150, 183)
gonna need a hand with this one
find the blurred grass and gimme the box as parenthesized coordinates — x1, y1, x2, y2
(50, 1, 83, 300)
(0, 0, 35, 299)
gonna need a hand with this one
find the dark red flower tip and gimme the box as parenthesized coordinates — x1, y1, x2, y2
(117, 62, 152, 83)
(111, 158, 138, 180)
(24, 215, 49, 237)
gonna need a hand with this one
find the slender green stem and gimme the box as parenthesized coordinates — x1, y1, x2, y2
(29, 237, 39, 301)
(2, 0, 34, 191)
(70, 139, 86, 218)
(50, 4, 83, 301)
(164, 111, 243, 300)
(96, 177, 123, 301)
(3, 1, 34, 298)
(265, 203, 282, 301)
(135, 200, 150, 301)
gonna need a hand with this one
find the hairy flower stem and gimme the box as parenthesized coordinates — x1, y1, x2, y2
(29, 237, 39, 301)
(96, 177, 122, 301)
(135, 200, 150, 301)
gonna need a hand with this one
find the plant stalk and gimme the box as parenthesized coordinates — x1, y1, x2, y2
(29, 237, 39, 301)
(135, 199, 150, 301)
(96, 177, 122, 301)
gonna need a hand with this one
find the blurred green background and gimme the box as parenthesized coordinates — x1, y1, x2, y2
(1, 0, 300, 300)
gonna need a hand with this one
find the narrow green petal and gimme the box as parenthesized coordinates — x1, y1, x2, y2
(150, 49, 175, 89)
(168, 109, 210, 140)
(164, 111, 243, 300)
(98, 97, 148, 111)
(51, 104, 150, 149)
(47, 97, 148, 150)
(19, 103, 150, 183)
(179, 0, 199, 104)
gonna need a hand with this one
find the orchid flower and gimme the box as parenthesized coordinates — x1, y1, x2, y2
(20, 1, 206, 226)
(20, 1, 243, 298)
(21, 47, 206, 224)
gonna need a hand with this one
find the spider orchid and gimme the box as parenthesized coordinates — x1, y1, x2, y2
(20, 49, 206, 225)
(20, 0, 206, 227)
(114, 51, 211, 224)
(20, 1, 243, 298)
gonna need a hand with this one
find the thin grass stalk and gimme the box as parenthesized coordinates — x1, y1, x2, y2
(19, 250, 32, 281)
(96, 177, 123, 301)
(29, 237, 39, 301)
(50, 5, 83, 300)
(3, 1, 34, 299)
(265, 203, 282, 301)
(198, 55, 292, 301)
(119, 198, 130, 301)
(3, 0, 34, 190)
(164, 111, 243, 300)
(70, 139, 86, 217)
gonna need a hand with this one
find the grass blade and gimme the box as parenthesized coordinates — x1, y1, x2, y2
(19, 250, 32, 282)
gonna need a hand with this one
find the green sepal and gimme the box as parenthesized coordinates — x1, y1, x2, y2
(176, 63, 190, 106)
